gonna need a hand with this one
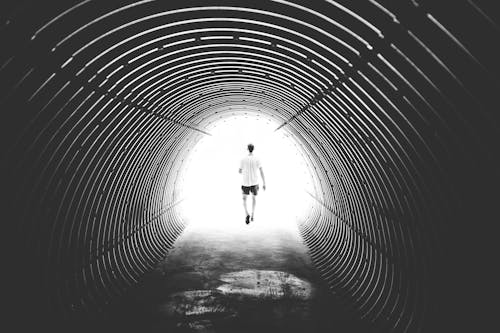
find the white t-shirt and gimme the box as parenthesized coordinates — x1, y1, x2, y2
(240, 154, 262, 186)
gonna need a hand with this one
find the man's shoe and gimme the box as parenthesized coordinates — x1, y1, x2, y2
(245, 214, 250, 224)
(251, 215, 254, 222)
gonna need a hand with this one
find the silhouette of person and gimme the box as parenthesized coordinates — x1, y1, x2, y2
(239, 143, 266, 224)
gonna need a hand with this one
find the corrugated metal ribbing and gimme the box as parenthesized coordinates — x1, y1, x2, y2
(1, 1, 498, 332)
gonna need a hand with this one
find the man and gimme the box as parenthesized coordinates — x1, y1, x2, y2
(239, 143, 266, 224)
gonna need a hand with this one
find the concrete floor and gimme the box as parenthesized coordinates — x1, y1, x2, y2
(99, 215, 370, 333)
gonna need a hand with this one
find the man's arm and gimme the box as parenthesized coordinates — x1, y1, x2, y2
(259, 167, 266, 190)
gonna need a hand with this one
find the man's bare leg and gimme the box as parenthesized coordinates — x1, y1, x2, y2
(243, 194, 249, 215)
(251, 195, 256, 221)
(243, 194, 250, 224)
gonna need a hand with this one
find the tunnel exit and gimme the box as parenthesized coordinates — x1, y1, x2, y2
(177, 114, 317, 230)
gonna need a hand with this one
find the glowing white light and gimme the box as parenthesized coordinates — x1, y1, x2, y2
(177, 115, 315, 230)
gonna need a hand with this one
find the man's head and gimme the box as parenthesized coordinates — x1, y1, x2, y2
(247, 143, 254, 153)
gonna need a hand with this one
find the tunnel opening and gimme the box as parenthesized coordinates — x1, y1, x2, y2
(176, 113, 318, 229)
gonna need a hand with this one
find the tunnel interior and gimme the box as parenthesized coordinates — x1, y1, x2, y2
(1, 1, 498, 332)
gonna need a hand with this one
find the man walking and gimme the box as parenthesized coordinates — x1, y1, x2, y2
(239, 143, 266, 224)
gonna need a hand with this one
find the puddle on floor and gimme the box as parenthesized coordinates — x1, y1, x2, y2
(157, 270, 314, 331)
(160, 290, 234, 317)
(217, 270, 312, 299)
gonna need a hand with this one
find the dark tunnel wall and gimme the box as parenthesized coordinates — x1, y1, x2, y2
(1, 1, 498, 332)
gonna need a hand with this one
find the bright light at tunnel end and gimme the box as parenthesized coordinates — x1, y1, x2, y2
(176, 115, 317, 230)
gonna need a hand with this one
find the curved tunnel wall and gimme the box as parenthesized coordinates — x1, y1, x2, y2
(1, 1, 498, 331)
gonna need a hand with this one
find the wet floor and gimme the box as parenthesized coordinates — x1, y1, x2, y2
(99, 215, 370, 333)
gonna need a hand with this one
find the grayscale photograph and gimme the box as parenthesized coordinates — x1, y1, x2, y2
(1, 1, 498, 332)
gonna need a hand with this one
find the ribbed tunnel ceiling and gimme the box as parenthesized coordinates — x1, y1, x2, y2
(1, 1, 498, 332)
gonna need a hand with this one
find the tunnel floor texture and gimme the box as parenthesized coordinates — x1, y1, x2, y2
(98, 217, 370, 333)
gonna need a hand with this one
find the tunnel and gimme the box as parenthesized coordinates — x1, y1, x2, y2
(1, 1, 498, 332)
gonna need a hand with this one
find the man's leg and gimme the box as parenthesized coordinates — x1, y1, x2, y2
(243, 194, 249, 216)
(251, 194, 256, 221)
(242, 186, 251, 224)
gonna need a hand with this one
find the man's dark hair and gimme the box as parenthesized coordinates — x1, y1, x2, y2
(247, 143, 254, 153)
